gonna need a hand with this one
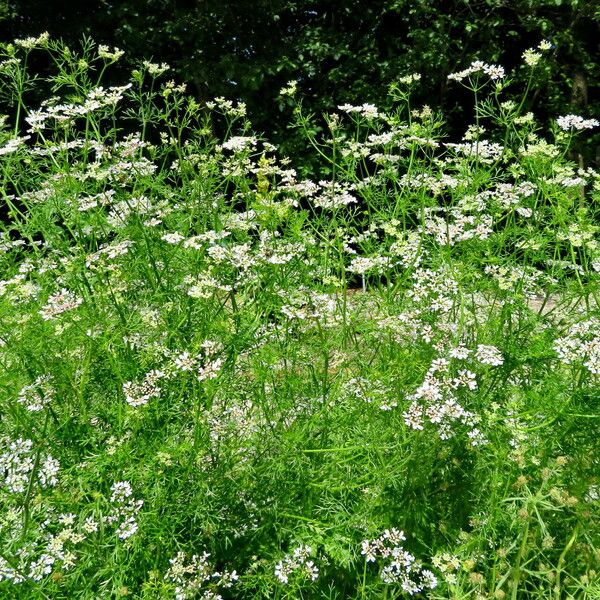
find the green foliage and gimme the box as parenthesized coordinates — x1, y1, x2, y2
(0, 37, 599, 599)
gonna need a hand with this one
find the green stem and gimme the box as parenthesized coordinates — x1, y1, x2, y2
(511, 516, 530, 600)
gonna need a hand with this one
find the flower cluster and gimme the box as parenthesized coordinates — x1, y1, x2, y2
(122, 369, 165, 407)
(361, 528, 437, 594)
(402, 349, 492, 445)
(103, 481, 143, 540)
(17, 374, 55, 411)
(25, 84, 132, 132)
(446, 139, 504, 162)
(220, 135, 257, 153)
(205, 96, 247, 117)
(0, 484, 131, 585)
(186, 273, 233, 299)
(196, 340, 225, 382)
(397, 73, 421, 85)
(85, 239, 134, 269)
(98, 45, 124, 61)
(165, 551, 238, 600)
(338, 103, 381, 119)
(447, 60, 505, 82)
(343, 377, 398, 411)
(422, 207, 493, 245)
(475, 344, 504, 367)
(13, 32, 50, 48)
(406, 267, 459, 316)
(143, 60, 170, 76)
(554, 319, 600, 374)
(0, 134, 30, 155)
(0, 438, 59, 493)
(39, 288, 83, 320)
(280, 80, 298, 96)
(522, 48, 543, 68)
(347, 255, 395, 276)
(280, 291, 338, 326)
(0, 517, 86, 583)
(431, 552, 462, 585)
(522, 39, 552, 68)
(274, 545, 319, 584)
(313, 180, 358, 209)
(27, 520, 86, 581)
(167, 342, 225, 383)
(556, 115, 599, 131)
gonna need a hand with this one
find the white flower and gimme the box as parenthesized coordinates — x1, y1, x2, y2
(398, 73, 421, 85)
(28, 554, 55, 581)
(522, 48, 542, 67)
(122, 370, 164, 407)
(82, 517, 99, 533)
(14, 32, 49, 49)
(116, 517, 139, 539)
(449, 345, 470, 360)
(98, 45, 124, 61)
(275, 545, 319, 584)
(173, 351, 198, 372)
(221, 136, 256, 152)
(38, 455, 60, 487)
(161, 232, 185, 244)
(18, 375, 54, 411)
(484, 64, 505, 80)
(557, 115, 599, 131)
(280, 80, 298, 96)
(0, 439, 59, 493)
(58, 513, 76, 526)
(143, 61, 170, 76)
(347, 256, 394, 275)
(361, 539, 378, 562)
(448, 61, 505, 82)
(197, 358, 223, 382)
(0, 135, 30, 155)
(110, 481, 133, 503)
(475, 344, 504, 366)
(361, 529, 436, 592)
(338, 103, 381, 119)
(165, 551, 238, 597)
(39, 289, 83, 320)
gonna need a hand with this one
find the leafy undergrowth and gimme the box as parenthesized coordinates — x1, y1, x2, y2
(0, 36, 599, 599)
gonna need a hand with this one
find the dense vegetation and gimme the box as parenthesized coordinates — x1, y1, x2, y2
(0, 22, 599, 600)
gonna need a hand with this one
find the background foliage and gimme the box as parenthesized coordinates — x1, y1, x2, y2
(1, 0, 599, 163)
